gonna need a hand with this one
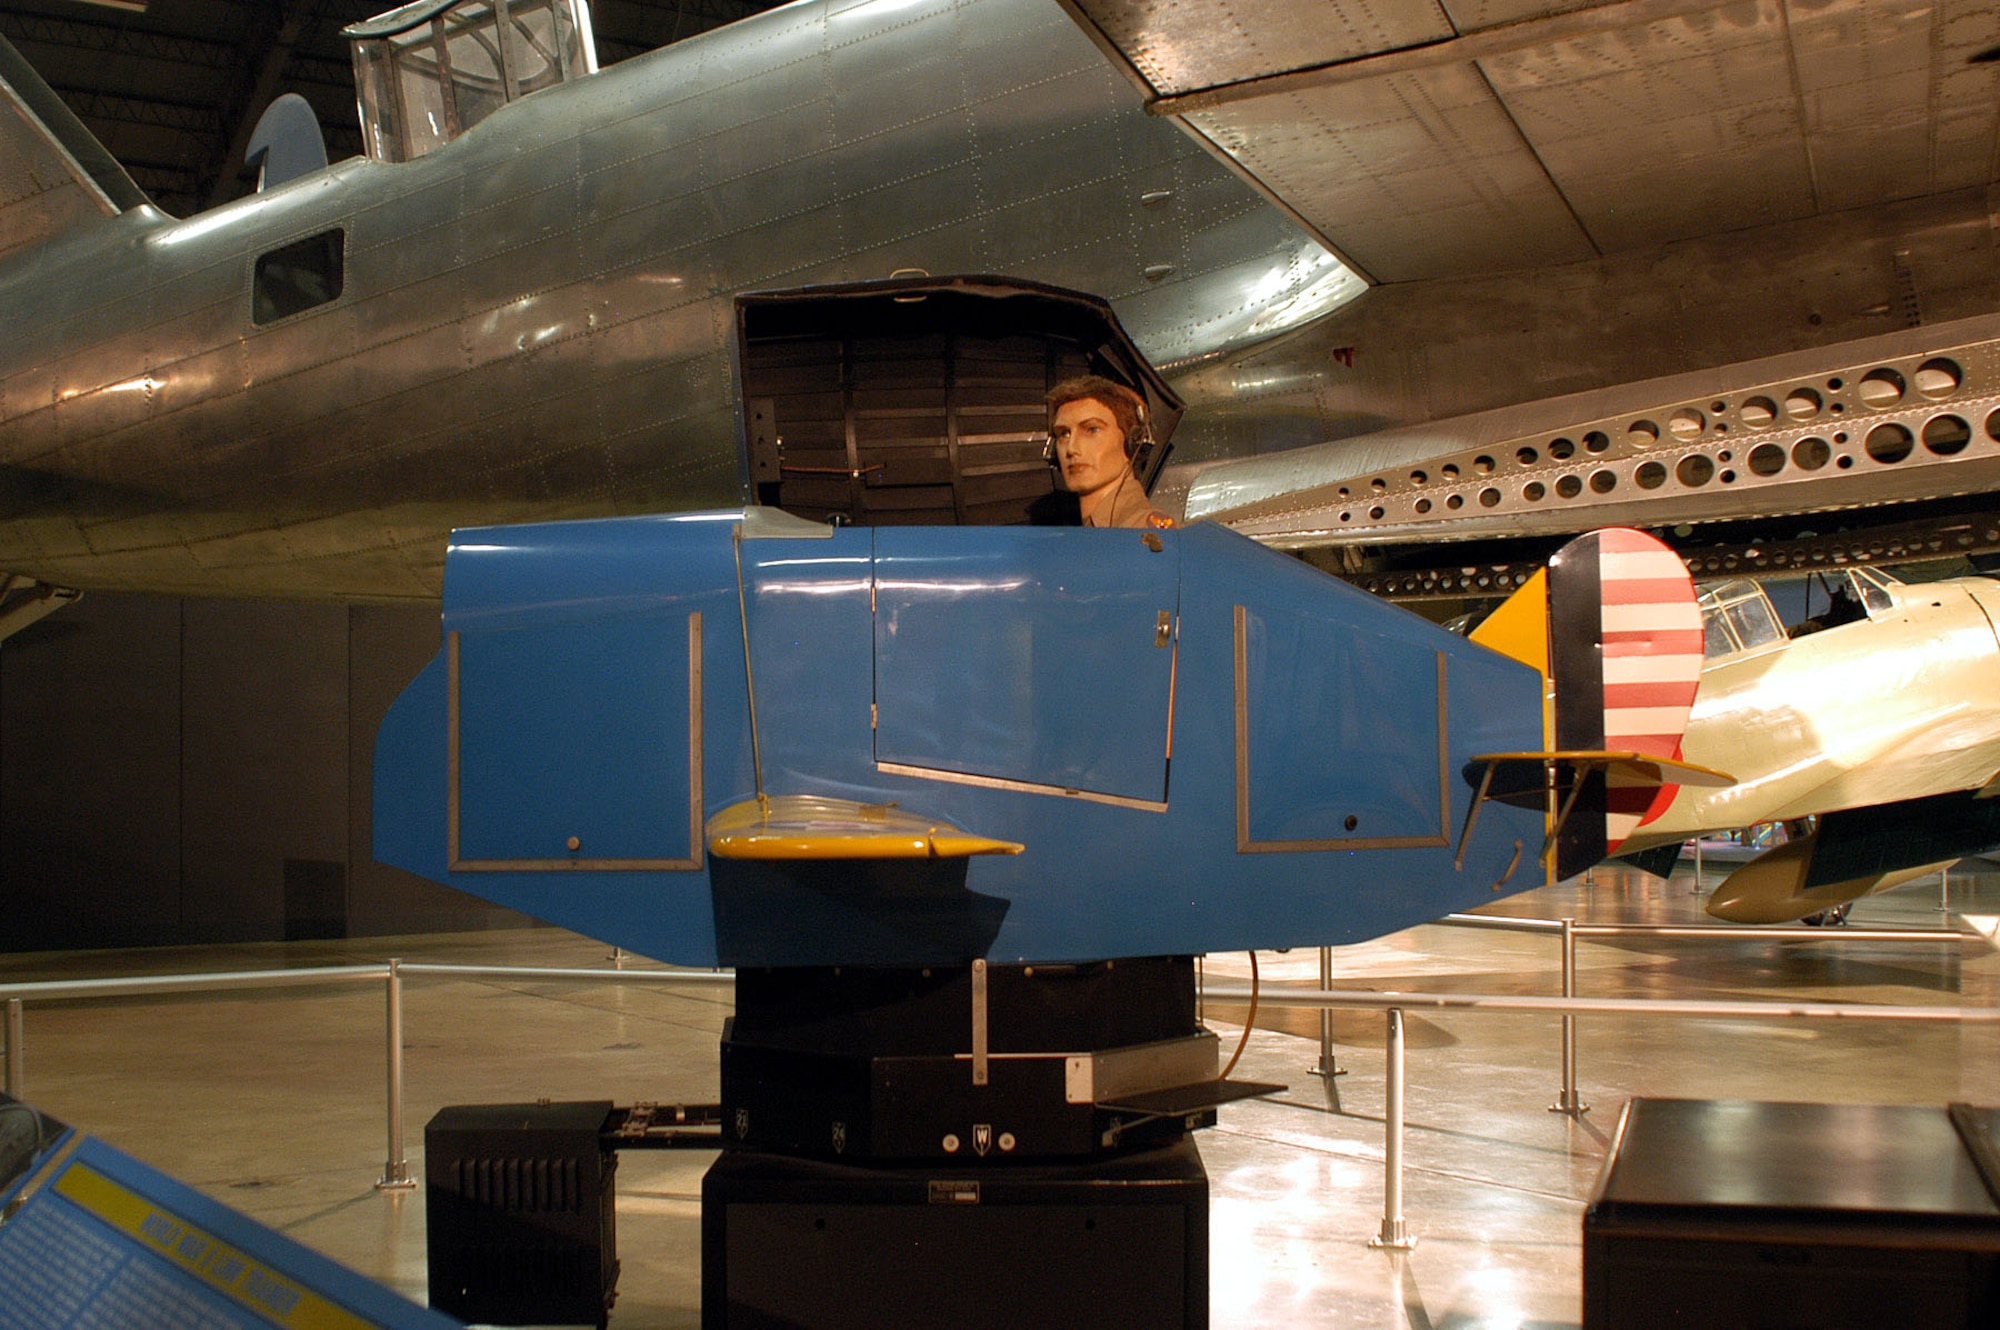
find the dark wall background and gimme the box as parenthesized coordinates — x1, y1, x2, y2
(1, 594, 530, 953)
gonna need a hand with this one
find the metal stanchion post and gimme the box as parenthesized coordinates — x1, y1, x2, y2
(1369, 1007, 1414, 1250)
(1550, 918, 1588, 1117)
(1692, 838, 1703, 892)
(377, 959, 416, 1190)
(1941, 867, 1951, 914)
(1310, 946, 1343, 1078)
(4, 998, 21, 1098)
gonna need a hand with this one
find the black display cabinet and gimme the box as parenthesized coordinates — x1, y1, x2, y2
(1585, 1098, 2000, 1328)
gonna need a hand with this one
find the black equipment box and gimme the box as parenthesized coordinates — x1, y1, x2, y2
(720, 958, 1224, 1162)
(425, 1100, 619, 1328)
(1584, 1098, 2000, 1328)
(702, 1136, 1208, 1329)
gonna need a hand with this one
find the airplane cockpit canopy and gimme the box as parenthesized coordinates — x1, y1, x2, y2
(734, 275, 1184, 528)
(1700, 567, 1904, 660)
(1699, 579, 1786, 660)
(344, 0, 596, 164)
(1842, 565, 1901, 616)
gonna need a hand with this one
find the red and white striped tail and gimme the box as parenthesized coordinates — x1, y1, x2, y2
(1593, 531, 1704, 847)
(1468, 529, 1714, 882)
(1545, 529, 1704, 860)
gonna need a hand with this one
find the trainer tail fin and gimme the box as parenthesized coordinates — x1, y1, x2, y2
(1466, 529, 1724, 882)
(0, 33, 150, 264)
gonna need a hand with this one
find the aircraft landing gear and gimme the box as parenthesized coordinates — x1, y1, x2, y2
(1800, 903, 1852, 927)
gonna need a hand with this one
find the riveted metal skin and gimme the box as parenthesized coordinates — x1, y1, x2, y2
(1067, 0, 2000, 286)
(0, 0, 1348, 603)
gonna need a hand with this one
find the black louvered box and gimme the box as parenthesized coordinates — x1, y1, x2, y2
(426, 1100, 619, 1328)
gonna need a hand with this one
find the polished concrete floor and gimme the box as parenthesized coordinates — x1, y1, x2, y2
(4, 857, 1998, 1328)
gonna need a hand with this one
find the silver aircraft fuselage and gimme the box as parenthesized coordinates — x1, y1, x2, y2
(0, 0, 1346, 601)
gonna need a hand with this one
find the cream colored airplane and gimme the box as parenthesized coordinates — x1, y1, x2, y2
(1613, 565, 2000, 923)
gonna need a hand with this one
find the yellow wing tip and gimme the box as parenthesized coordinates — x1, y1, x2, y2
(706, 795, 1024, 860)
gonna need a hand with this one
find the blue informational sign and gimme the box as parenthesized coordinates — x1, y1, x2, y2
(0, 1095, 458, 1330)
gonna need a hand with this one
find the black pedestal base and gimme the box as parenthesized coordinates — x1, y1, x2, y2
(701, 1137, 1209, 1329)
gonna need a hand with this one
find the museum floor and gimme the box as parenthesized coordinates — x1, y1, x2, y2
(4, 857, 1998, 1329)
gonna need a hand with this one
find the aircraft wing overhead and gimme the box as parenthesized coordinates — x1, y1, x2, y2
(1059, 0, 2000, 284)
(0, 35, 148, 264)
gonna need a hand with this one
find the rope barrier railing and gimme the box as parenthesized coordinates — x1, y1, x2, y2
(1, 918, 1992, 1244)
(0, 959, 735, 1187)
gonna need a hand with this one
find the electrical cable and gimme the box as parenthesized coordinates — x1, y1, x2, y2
(1219, 950, 1258, 1080)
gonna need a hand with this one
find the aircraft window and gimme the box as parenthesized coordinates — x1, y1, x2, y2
(253, 229, 344, 324)
(1724, 596, 1783, 651)
(1700, 602, 1737, 658)
(1697, 579, 1783, 658)
(1847, 567, 1898, 615)
(347, 0, 595, 163)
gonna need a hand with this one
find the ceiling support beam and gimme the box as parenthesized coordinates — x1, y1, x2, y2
(56, 87, 221, 136)
(0, 12, 236, 71)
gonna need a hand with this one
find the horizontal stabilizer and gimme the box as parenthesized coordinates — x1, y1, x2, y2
(1459, 750, 1732, 882)
(707, 795, 1024, 860)
(0, 34, 147, 263)
(1468, 751, 1733, 807)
